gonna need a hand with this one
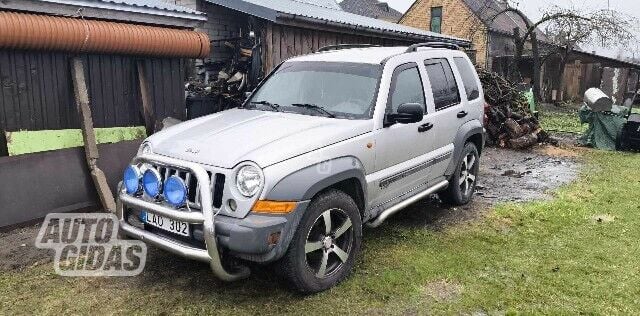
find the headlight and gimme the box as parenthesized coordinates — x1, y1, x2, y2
(164, 176, 188, 207)
(140, 142, 153, 155)
(142, 168, 162, 198)
(236, 165, 263, 197)
(123, 165, 142, 195)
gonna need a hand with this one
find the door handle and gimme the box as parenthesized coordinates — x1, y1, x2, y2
(457, 111, 468, 118)
(418, 122, 433, 133)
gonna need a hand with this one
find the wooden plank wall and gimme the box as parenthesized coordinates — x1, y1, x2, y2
(563, 62, 583, 101)
(0, 50, 186, 155)
(261, 23, 414, 74)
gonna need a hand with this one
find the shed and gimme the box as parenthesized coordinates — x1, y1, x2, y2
(176, 0, 469, 111)
(203, 0, 469, 71)
(0, 0, 208, 228)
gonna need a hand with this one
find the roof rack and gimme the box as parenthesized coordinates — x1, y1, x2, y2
(405, 42, 460, 52)
(317, 44, 381, 53)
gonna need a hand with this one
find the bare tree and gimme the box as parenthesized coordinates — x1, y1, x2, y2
(543, 7, 635, 101)
(490, 5, 635, 103)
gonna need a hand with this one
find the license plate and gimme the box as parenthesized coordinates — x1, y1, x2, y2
(143, 212, 190, 237)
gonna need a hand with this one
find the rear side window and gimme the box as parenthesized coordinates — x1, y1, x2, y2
(388, 64, 426, 113)
(454, 57, 480, 101)
(424, 58, 460, 111)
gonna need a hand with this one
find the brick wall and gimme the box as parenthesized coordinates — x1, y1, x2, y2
(399, 0, 489, 68)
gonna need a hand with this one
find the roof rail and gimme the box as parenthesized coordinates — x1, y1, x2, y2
(317, 44, 380, 53)
(405, 42, 460, 52)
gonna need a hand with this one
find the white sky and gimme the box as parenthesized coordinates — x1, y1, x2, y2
(337, 0, 640, 58)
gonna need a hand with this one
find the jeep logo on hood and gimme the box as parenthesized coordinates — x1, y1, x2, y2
(185, 147, 200, 154)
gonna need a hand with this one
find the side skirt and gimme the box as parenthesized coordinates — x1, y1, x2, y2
(366, 180, 449, 228)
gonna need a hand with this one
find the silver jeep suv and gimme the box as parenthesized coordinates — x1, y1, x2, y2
(117, 43, 485, 293)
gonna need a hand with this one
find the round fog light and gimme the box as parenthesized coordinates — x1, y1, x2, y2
(228, 199, 237, 212)
(123, 165, 141, 195)
(164, 176, 188, 207)
(142, 168, 162, 198)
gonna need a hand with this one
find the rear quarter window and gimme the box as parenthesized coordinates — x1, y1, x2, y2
(453, 57, 480, 101)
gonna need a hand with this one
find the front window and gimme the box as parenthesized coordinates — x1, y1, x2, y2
(388, 64, 426, 114)
(246, 61, 381, 119)
(430, 7, 442, 33)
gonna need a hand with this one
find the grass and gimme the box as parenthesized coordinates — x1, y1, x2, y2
(538, 109, 587, 134)
(1, 148, 640, 315)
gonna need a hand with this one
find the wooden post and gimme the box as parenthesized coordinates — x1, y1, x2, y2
(136, 60, 155, 136)
(70, 57, 116, 213)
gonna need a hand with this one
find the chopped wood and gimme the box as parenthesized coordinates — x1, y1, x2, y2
(479, 69, 549, 149)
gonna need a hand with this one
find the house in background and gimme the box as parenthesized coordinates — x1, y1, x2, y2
(399, 0, 640, 103)
(399, 0, 547, 70)
(339, 0, 403, 22)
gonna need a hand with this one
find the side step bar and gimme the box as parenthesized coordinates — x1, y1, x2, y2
(366, 180, 449, 228)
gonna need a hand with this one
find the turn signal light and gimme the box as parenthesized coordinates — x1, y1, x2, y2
(252, 200, 297, 214)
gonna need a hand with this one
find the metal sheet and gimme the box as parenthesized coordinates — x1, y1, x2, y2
(0, 140, 141, 228)
(206, 0, 470, 45)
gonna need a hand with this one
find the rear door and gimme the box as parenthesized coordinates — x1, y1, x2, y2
(421, 57, 464, 179)
(452, 56, 484, 127)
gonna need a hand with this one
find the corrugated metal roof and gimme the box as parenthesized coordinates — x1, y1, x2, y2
(37, 0, 206, 18)
(206, 0, 470, 45)
(291, 0, 342, 11)
(99, 0, 204, 15)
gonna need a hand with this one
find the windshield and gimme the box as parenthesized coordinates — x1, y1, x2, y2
(247, 61, 381, 119)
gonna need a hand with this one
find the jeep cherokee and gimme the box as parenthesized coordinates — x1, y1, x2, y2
(117, 43, 485, 293)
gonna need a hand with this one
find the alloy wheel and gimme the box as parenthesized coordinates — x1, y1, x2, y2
(459, 152, 477, 197)
(304, 208, 354, 278)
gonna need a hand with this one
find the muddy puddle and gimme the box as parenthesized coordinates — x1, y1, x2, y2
(385, 145, 582, 229)
(476, 146, 580, 202)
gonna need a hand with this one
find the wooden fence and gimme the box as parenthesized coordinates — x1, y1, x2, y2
(0, 49, 186, 156)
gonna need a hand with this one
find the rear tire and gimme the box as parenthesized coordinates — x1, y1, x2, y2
(439, 142, 479, 206)
(277, 189, 362, 293)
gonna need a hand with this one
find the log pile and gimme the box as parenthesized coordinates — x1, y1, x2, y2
(479, 69, 550, 149)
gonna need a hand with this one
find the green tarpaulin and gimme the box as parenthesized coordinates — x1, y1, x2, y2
(578, 105, 628, 151)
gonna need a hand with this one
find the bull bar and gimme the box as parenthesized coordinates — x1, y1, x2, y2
(116, 153, 250, 281)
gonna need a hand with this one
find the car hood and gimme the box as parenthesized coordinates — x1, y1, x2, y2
(147, 108, 373, 168)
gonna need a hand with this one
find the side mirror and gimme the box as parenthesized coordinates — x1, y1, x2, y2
(385, 103, 424, 126)
(244, 91, 252, 100)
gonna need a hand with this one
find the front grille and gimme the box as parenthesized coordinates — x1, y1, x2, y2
(151, 164, 225, 210)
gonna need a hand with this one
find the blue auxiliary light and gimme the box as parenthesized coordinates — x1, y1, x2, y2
(142, 168, 162, 198)
(164, 175, 188, 207)
(123, 165, 141, 195)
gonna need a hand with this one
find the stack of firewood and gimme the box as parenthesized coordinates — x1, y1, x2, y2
(479, 70, 550, 149)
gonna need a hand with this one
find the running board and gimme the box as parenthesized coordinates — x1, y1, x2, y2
(366, 180, 449, 228)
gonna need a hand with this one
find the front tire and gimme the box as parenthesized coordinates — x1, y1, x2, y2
(439, 142, 479, 205)
(278, 189, 362, 293)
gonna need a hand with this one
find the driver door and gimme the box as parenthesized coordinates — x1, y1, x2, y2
(369, 62, 434, 209)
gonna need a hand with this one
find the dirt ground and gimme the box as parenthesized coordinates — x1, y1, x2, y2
(0, 139, 582, 273)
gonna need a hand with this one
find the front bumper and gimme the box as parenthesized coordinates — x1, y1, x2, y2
(116, 153, 249, 281)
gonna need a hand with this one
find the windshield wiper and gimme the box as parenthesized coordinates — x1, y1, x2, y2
(291, 103, 335, 118)
(249, 100, 281, 112)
